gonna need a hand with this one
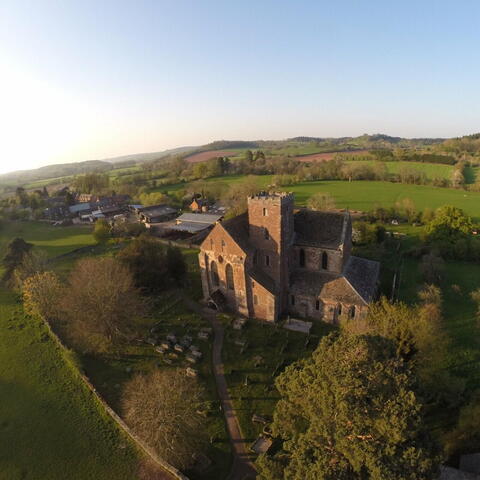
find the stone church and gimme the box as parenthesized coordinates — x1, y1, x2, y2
(198, 192, 380, 323)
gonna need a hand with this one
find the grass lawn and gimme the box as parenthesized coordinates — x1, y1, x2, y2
(344, 160, 455, 181)
(155, 175, 480, 221)
(0, 290, 140, 480)
(0, 221, 95, 258)
(0, 222, 153, 479)
(80, 291, 231, 480)
(221, 315, 334, 444)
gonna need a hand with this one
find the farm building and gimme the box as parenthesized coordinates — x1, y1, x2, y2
(168, 212, 224, 235)
(138, 204, 178, 223)
(199, 192, 380, 323)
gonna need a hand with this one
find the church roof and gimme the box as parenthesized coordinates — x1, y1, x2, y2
(220, 213, 252, 254)
(249, 267, 276, 294)
(344, 256, 380, 303)
(294, 210, 348, 249)
(290, 271, 367, 306)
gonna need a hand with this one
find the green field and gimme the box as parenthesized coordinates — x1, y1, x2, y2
(0, 222, 142, 480)
(345, 160, 455, 180)
(0, 221, 95, 257)
(156, 175, 480, 221)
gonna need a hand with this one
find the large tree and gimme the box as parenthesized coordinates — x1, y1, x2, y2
(118, 235, 186, 292)
(2, 237, 33, 285)
(257, 333, 441, 480)
(121, 369, 208, 470)
(425, 205, 472, 256)
(62, 257, 146, 352)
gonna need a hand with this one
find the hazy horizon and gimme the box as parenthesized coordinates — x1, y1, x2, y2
(1, 0, 479, 175)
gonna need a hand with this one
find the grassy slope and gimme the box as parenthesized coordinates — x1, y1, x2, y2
(0, 221, 95, 257)
(0, 222, 140, 480)
(344, 160, 455, 180)
(156, 176, 480, 221)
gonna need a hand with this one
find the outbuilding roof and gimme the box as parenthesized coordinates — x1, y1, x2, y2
(69, 202, 91, 213)
(176, 212, 223, 225)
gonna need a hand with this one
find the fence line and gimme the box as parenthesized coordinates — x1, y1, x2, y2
(42, 319, 189, 480)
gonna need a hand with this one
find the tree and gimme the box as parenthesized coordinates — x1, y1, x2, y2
(307, 191, 336, 211)
(444, 392, 480, 457)
(470, 289, 480, 327)
(62, 257, 146, 352)
(118, 235, 186, 292)
(344, 292, 463, 406)
(166, 246, 187, 286)
(221, 175, 261, 218)
(257, 333, 441, 480)
(138, 192, 170, 206)
(121, 369, 208, 470)
(93, 219, 110, 244)
(22, 271, 64, 323)
(419, 253, 445, 284)
(425, 205, 472, 256)
(2, 237, 33, 285)
(12, 249, 48, 290)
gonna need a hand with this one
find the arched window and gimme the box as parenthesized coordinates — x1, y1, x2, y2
(210, 261, 219, 286)
(322, 251, 328, 270)
(299, 249, 306, 267)
(226, 264, 234, 290)
(338, 304, 342, 316)
(349, 305, 356, 319)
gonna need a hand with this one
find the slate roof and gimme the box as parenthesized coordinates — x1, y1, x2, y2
(221, 213, 251, 253)
(168, 221, 212, 233)
(69, 202, 91, 214)
(176, 212, 223, 224)
(289, 271, 368, 305)
(249, 267, 276, 294)
(344, 256, 380, 303)
(141, 205, 178, 219)
(294, 210, 348, 248)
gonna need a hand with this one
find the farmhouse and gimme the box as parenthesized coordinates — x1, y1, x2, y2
(199, 192, 380, 323)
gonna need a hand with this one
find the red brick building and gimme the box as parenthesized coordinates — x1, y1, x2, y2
(199, 192, 380, 323)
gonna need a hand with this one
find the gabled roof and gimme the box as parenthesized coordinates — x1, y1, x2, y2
(249, 267, 276, 294)
(294, 210, 349, 249)
(177, 212, 223, 224)
(69, 202, 91, 213)
(141, 205, 178, 218)
(289, 270, 370, 306)
(344, 256, 380, 303)
(221, 213, 251, 253)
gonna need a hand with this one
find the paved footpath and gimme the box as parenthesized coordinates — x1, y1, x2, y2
(182, 296, 257, 480)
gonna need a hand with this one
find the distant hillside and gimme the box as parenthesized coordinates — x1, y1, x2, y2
(0, 160, 113, 186)
(102, 146, 196, 164)
(2, 132, 474, 190)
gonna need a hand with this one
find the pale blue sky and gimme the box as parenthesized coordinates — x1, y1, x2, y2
(0, 0, 479, 173)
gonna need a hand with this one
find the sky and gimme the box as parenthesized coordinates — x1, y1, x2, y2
(0, 0, 479, 174)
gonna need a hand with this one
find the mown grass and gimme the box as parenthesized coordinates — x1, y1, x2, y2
(0, 222, 149, 479)
(344, 160, 455, 180)
(221, 316, 334, 444)
(0, 293, 140, 480)
(155, 175, 480, 221)
(81, 292, 232, 480)
(0, 221, 95, 258)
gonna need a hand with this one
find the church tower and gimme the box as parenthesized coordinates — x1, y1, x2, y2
(247, 192, 294, 310)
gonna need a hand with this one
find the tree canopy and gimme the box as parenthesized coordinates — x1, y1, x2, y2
(121, 369, 208, 470)
(257, 333, 441, 480)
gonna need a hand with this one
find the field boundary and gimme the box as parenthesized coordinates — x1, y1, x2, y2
(40, 315, 189, 480)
